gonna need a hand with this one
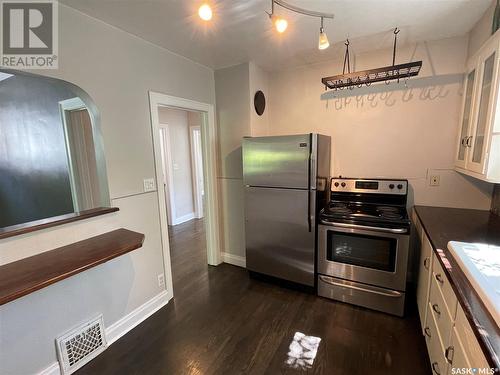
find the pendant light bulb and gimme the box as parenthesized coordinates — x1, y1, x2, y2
(318, 18, 329, 50)
(198, 3, 212, 21)
(272, 15, 288, 33)
(318, 27, 329, 50)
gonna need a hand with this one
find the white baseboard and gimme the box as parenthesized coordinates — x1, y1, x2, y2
(222, 252, 246, 268)
(106, 290, 170, 345)
(37, 290, 171, 375)
(173, 212, 195, 225)
(38, 362, 60, 375)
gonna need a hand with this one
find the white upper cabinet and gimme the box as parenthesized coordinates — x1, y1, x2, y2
(455, 30, 500, 182)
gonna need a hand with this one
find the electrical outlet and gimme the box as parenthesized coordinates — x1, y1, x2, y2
(430, 175, 440, 187)
(157, 274, 165, 288)
(143, 178, 156, 192)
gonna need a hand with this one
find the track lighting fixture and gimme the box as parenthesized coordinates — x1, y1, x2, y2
(318, 17, 329, 50)
(267, 0, 333, 49)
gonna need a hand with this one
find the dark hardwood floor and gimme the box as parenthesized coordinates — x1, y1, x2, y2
(78, 219, 431, 375)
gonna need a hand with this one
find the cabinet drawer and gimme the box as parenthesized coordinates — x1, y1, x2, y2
(454, 304, 489, 369)
(432, 255, 458, 319)
(425, 302, 448, 375)
(447, 327, 471, 375)
(429, 272, 455, 345)
(417, 233, 433, 331)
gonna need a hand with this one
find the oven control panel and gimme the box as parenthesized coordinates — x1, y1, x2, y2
(330, 178, 408, 195)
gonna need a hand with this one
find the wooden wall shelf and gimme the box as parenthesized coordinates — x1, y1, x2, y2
(0, 228, 145, 305)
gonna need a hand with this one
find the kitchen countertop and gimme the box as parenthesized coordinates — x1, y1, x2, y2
(414, 206, 500, 370)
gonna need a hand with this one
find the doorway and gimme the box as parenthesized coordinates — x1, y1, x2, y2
(149, 92, 222, 301)
(157, 108, 205, 225)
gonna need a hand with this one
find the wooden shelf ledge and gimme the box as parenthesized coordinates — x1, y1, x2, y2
(0, 228, 145, 306)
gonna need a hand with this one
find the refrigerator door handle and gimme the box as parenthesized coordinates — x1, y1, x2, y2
(308, 192, 312, 232)
(309, 134, 317, 190)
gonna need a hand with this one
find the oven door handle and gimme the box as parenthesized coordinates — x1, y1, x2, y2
(320, 221, 408, 234)
(319, 276, 403, 298)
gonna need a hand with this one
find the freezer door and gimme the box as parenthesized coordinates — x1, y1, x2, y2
(242, 134, 311, 189)
(245, 186, 316, 286)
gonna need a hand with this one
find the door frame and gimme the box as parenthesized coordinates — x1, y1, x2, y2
(158, 126, 176, 226)
(190, 125, 204, 219)
(149, 91, 222, 300)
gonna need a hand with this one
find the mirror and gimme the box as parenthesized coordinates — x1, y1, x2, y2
(0, 69, 111, 233)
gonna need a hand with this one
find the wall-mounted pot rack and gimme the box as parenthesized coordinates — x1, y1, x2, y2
(321, 28, 422, 91)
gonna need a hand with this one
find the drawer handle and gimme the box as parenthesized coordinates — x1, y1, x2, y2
(445, 346, 454, 364)
(423, 257, 430, 270)
(435, 274, 444, 284)
(424, 327, 431, 338)
(432, 362, 441, 375)
(432, 304, 441, 316)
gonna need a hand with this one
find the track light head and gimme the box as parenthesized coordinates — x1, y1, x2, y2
(318, 18, 329, 50)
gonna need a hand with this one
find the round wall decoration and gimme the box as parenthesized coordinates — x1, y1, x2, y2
(254, 90, 266, 116)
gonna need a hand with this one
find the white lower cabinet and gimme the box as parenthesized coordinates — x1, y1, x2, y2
(414, 215, 490, 374)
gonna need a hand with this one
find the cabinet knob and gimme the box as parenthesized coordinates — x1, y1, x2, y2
(435, 274, 444, 284)
(466, 136, 473, 148)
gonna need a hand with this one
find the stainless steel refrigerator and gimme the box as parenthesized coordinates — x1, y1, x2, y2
(242, 134, 331, 287)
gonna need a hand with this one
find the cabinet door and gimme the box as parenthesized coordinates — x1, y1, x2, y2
(455, 68, 476, 169)
(468, 40, 500, 173)
(417, 232, 433, 332)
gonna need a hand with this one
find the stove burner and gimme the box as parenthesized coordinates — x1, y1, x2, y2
(377, 206, 403, 220)
(329, 203, 352, 215)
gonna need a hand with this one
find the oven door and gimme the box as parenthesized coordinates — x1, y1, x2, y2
(318, 222, 409, 291)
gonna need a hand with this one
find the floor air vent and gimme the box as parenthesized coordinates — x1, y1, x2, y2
(56, 315, 107, 374)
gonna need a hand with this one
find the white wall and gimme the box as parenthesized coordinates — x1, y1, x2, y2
(249, 61, 270, 136)
(0, 4, 214, 374)
(267, 35, 493, 210)
(158, 107, 195, 223)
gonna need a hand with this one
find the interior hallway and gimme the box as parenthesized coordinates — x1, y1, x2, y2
(76, 219, 431, 374)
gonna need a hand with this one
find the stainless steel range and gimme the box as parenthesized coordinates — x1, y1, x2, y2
(317, 178, 411, 316)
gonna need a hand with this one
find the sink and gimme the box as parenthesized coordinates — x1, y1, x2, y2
(447, 241, 500, 326)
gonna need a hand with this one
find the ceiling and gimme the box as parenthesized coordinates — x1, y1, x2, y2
(60, 0, 491, 71)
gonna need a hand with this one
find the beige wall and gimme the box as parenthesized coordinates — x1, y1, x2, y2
(0, 4, 214, 374)
(215, 63, 251, 259)
(158, 107, 195, 222)
(214, 62, 272, 259)
(267, 35, 493, 209)
(468, 0, 496, 59)
(249, 61, 270, 136)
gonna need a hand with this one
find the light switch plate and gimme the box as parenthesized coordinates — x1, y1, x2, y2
(143, 178, 156, 192)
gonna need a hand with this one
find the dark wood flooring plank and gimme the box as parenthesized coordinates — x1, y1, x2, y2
(77, 218, 430, 375)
